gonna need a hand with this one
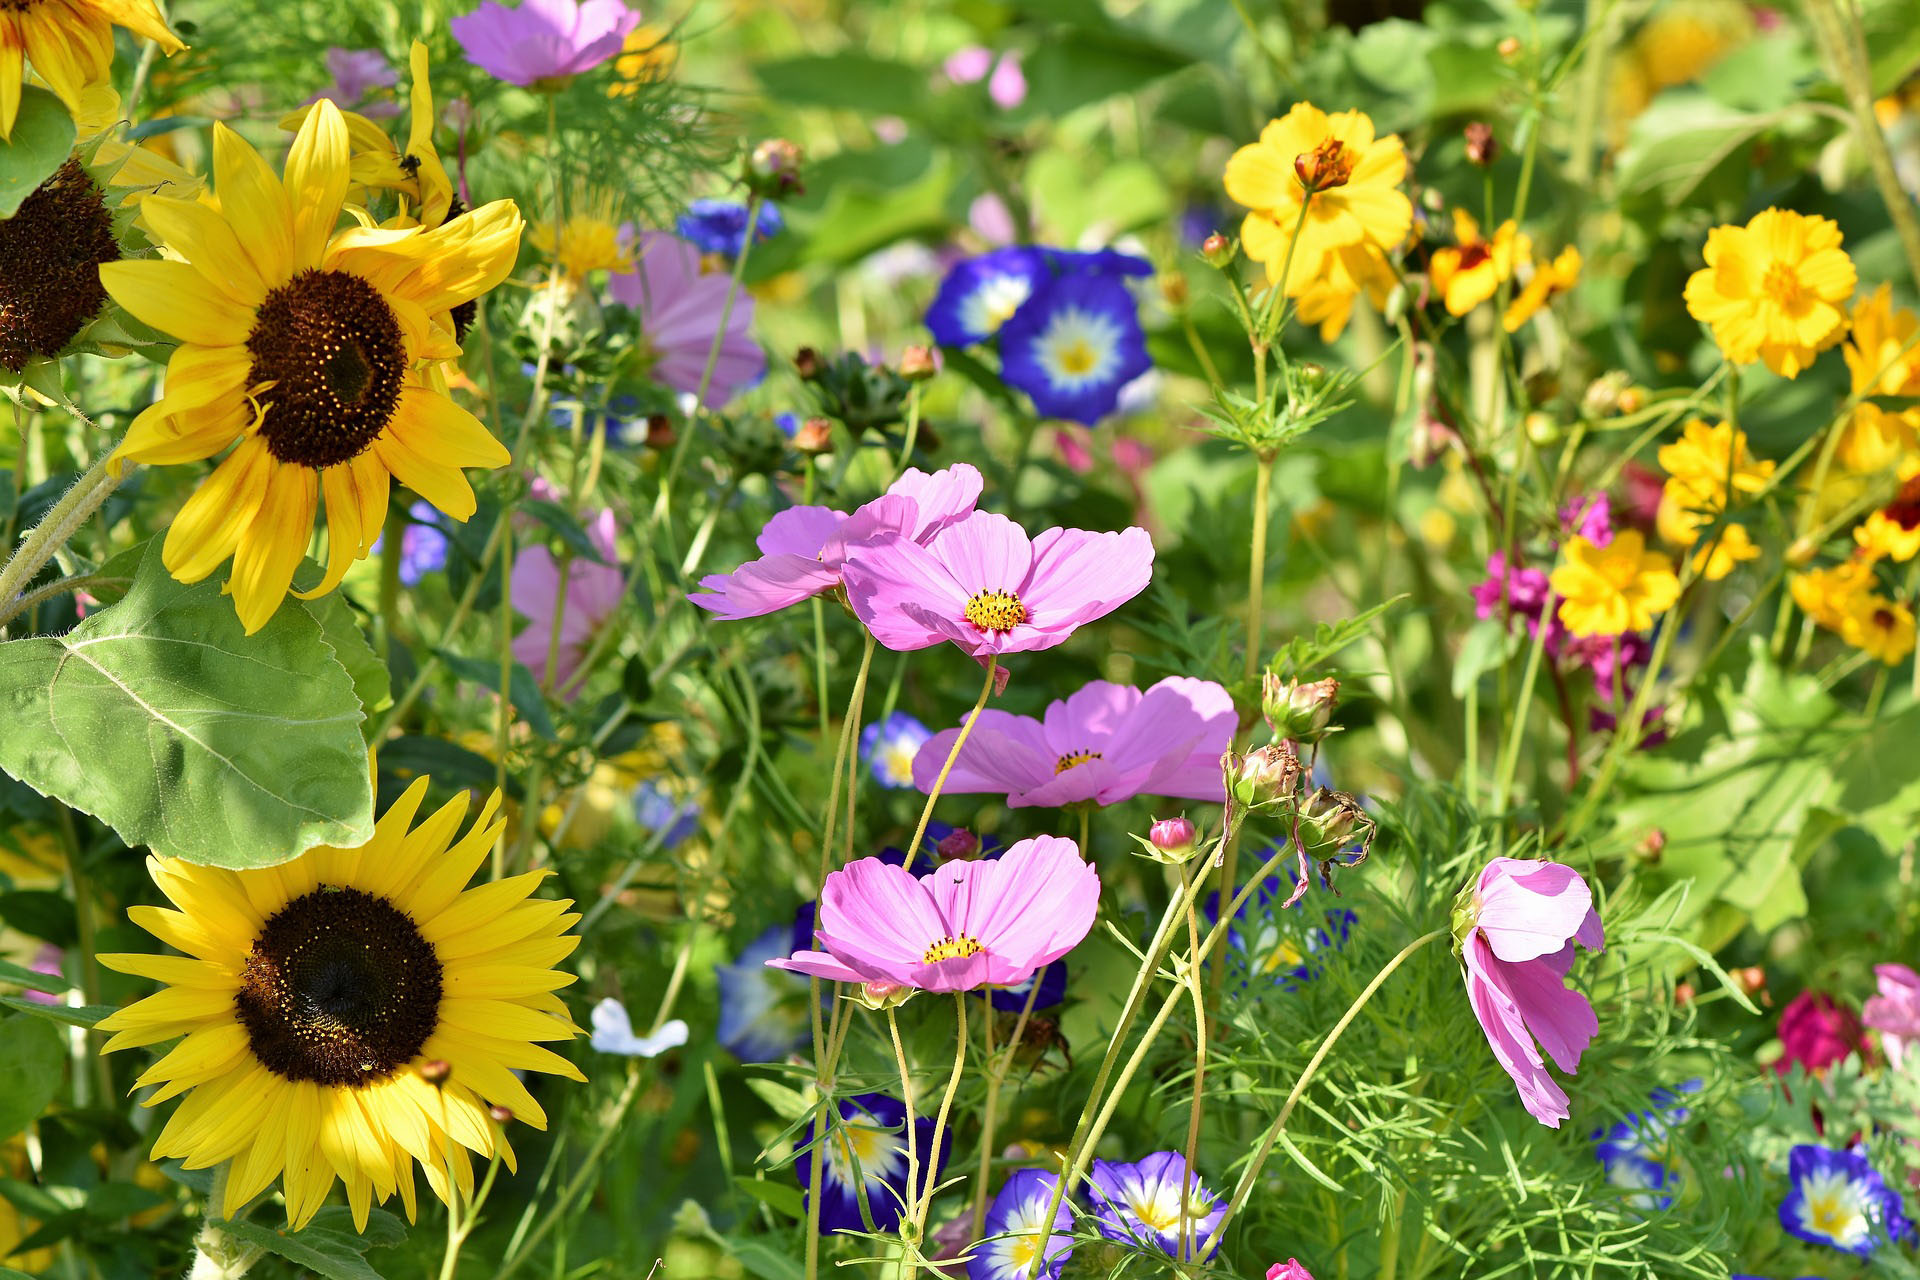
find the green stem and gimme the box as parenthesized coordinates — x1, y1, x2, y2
(969, 977, 1045, 1239)
(0, 571, 109, 632)
(894, 385, 923, 483)
(1177, 882, 1209, 1262)
(378, 501, 404, 660)
(886, 1008, 920, 1280)
(0, 452, 123, 625)
(904, 657, 998, 865)
(1245, 454, 1276, 680)
(1811, 0, 1920, 287)
(907, 995, 967, 1257)
(371, 514, 510, 738)
(489, 1064, 644, 1280)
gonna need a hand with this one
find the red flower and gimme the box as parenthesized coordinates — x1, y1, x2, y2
(1775, 991, 1864, 1075)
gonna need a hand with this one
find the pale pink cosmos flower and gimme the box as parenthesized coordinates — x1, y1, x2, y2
(689, 464, 983, 620)
(767, 835, 1099, 993)
(306, 48, 400, 116)
(943, 45, 993, 83)
(987, 51, 1026, 109)
(608, 230, 765, 406)
(1458, 857, 1604, 1128)
(451, 0, 641, 86)
(1865, 964, 1920, 1070)
(914, 677, 1234, 808)
(841, 511, 1154, 659)
(511, 507, 625, 691)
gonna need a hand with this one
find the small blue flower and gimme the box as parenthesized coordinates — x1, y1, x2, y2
(970, 1169, 1073, 1280)
(716, 910, 815, 1061)
(796, 1092, 950, 1235)
(775, 411, 800, 438)
(926, 246, 1048, 346)
(861, 712, 932, 789)
(998, 272, 1151, 425)
(1591, 1082, 1699, 1210)
(1206, 870, 1355, 991)
(676, 198, 784, 258)
(1779, 1144, 1914, 1255)
(394, 501, 449, 585)
(1087, 1151, 1223, 1260)
(987, 960, 1066, 1014)
(634, 779, 699, 848)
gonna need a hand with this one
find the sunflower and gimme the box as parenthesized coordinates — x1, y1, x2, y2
(282, 42, 455, 233)
(97, 778, 584, 1230)
(0, 0, 182, 139)
(99, 99, 521, 632)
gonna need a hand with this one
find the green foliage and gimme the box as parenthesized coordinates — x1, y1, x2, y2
(0, 1015, 62, 1142)
(0, 89, 75, 219)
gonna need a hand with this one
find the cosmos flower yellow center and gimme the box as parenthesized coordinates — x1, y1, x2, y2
(964, 589, 1028, 633)
(247, 269, 407, 469)
(0, 159, 119, 372)
(1762, 261, 1803, 308)
(236, 885, 443, 1087)
(1293, 137, 1354, 192)
(1054, 749, 1102, 774)
(922, 934, 983, 964)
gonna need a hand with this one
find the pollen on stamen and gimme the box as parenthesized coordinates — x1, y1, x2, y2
(1054, 749, 1102, 774)
(963, 589, 1028, 633)
(921, 934, 983, 964)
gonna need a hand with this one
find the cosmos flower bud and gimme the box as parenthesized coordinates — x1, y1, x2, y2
(1269, 1263, 1315, 1280)
(856, 980, 915, 1010)
(1463, 122, 1497, 167)
(1141, 816, 1199, 864)
(1226, 744, 1302, 810)
(1262, 675, 1339, 742)
(1635, 827, 1666, 863)
(1674, 981, 1696, 1005)
(1615, 385, 1646, 414)
(488, 1104, 514, 1125)
(936, 828, 981, 861)
(793, 417, 834, 454)
(1497, 35, 1522, 59)
(898, 344, 938, 381)
(418, 1059, 453, 1086)
(1296, 787, 1369, 859)
(1293, 137, 1355, 194)
(1201, 232, 1234, 267)
(745, 137, 804, 198)
(1525, 412, 1560, 446)
(793, 346, 823, 380)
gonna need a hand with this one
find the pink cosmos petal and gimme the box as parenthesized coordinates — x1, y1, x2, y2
(1020, 526, 1154, 632)
(1097, 678, 1235, 793)
(1474, 858, 1600, 964)
(886, 464, 984, 538)
(944, 45, 992, 82)
(841, 535, 973, 651)
(1488, 944, 1597, 1073)
(926, 511, 1034, 598)
(908, 951, 995, 992)
(609, 231, 764, 406)
(813, 857, 950, 980)
(767, 950, 875, 984)
(1011, 758, 1120, 809)
(758, 505, 844, 558)
(910, 715, 1056, 796)
(1042, 680, 1138, 752)
(451, 0, 640, 84)
(925, 835, 1097, 975)
(1463, 933, 1571, 1127)
(689, 556, 839, 619)
(1865, 963, 1920, 1069)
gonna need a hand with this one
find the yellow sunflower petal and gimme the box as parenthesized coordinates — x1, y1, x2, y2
(162, 435, 275, 584)
(138, 194, 268, 305)
(211, 121, 295, 284)
(283, 98, 351, 272)
(99, 259, 254, 346)
(227, 461, 317, 635)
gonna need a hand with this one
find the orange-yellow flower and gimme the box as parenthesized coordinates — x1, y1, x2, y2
(1688, 520, 1760, 581)
(1790, 559, 1875, 631)
(0, 0, 183, 138)
(1293, 242, 1397, 341)
(1842, 593, 1916, 664)
(1682, 208, 1856, 378)
(1842, 285, 1920, 397)
(1549, 531, 1681, 637)
(1834, 402, 1920, 475)
(1503, 245, 1581, 332)
(610, 23, 677, 93)
(1223, 102, 1411, 293)
(1855, 472, 1920, 562)
(1428, 210, 1530, 317)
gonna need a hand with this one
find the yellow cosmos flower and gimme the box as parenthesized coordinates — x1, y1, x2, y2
(610, 23, 678, 94)
(1789, 559, 1875, 631)
(1293, 241, 1397, 341)
(1682, 208, 1856, 378)
(282, 42, 455, 233)
(97, 778, 584, 1231)
(1688, 519, 1760, 581)
(1223, 101, 1411, 292)
(1428, 210, 1530, 318)
(1834, 402, 1920, 474)
(1503, 245, 1581, 332)
(531, 192, 632, 279)
(1854, 472, 1920, 561)
(0, 0, 182, 139)
(1632, 2, 1752, 91)
(1550, 531, 1681, 637)
(1656, 418, 1774, 528)
(1843, 594, 1917, 664)
(98, 100, 522, 633)
(1842, 284, 1920, 397)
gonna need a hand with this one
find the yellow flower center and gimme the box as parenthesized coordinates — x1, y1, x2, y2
(1762, 260, 1803, 308)
(1054, 749, 1102, 774)
(1294, 137, 1355, 193)
(922, 934, 982, 964)
(964, 589, 1028, 633)
(1809, 1191, 1853, 1234)
(1057, 340, 1098, 375)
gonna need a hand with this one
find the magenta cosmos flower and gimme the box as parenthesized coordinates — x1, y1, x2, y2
(767, 835, 1098, 993)
(1457, 857, 1604, 1128)
(689, 463, 982, 620)
(1866, 964, 1920, 1070)
(842, 511, 1153, 659)
(450, 0, 640, 86)
(914, 676, 1233, 808)
(512, 506, 625, 690)
(608, 230, 765, 407)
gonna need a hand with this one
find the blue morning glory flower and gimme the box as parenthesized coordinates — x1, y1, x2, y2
(676, 199, 784, 258)
(1591, 1081, 1699, 1210)
(1037, 247, 1153, 279)
(970, 1169, 1074, 1280)
(795, 1092, 950, 1235)
(926, 246, 1049, 346)
(373, 500, 450, 585)
(634, 779, 699, 848)
(1779, 1144, 1914, 1255)
(997, 272, 1152, 425)
(988, 960, 1067, 1014)
(1087, 1151, 1224, 1261)
(716, 909, 815, 1061)
(1206, 869, 1356, 991)
(860, 711, 932, 789)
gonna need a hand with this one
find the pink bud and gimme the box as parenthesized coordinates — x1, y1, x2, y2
(1269, 1263, 1315, 1280)
(1149, 817, 1196, 856)
(936, 828, 980, 860)
(988, 51, 1027, 109)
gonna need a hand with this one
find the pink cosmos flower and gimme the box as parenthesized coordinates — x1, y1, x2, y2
(306, 48, 400, 116)
(608, 230, 765, 406)
(1458, 857, 1604, 1128)
(841, 511, 1154, 659)
(451, 0, 641, 86)
(1775, 991, 1864, 1076)
(511, 507, 625, 691)
(1268, 1263, 1314, 1280)
(689, 464, 982, 620)
(913, 677, 1234, 808)
(943, 45, 993, 83)
(1865, 965, 1920, 1070)
(987, 51, 1027, 110)
(767, 835, 1099, 993)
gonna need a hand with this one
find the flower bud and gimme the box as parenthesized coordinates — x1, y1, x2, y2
(1497, 35, 1522, 59)
(793, 346, 823, 380)
(898, 344, 937, 381)
(1296, 787, 1369, 859)
(1634, 827, 1666, 863)
(1674, 981, 1696, 1005)
(1200, 232, 1234, 268)
(1581, 370, 1630, 417)
(1786, 537, 1817, 567)
(418, 1059, 452, 1086)
(1382, 279, 1411, 327)
(1149, 816, 1197, 858)
(1292, 138, 1355, 194)
(644, 414, 676, 449)
(1226, 744, 1302, 809)
(489, 1104, 514, 1125)
(856, 979, 915, 1010)
(1615, 385, 1646, 414)
(1269, 1263, 1315, 1280)
(1262, 675, 1339, 742)
(1464, 122, 1497, 167)
(936, 828, 981, 861)
(745, 138, 804, 198)
(793, 417, 834, 454)
(1524, 411, 1560, 446)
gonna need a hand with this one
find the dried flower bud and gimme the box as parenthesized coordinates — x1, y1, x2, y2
(1293, 138, 1355, 194)
(936, 828, 981, 861)
(1262, 674, 1339, 742)
(793, 346, 823, 380)
(745, 138, 804, 198)
(1497, 35, 1522, 59)
(418, 1059, 452, 1086)
(1297, 787, 1368, 859)
(1464, 122, 1497, 167)
(793, 417, 834, 454)
(489, 1104, 514, 1125)
(898, 344, 937, 381)
(1200, 232, 1234, 268)
(644, 414, 676, 449)
(1226, 744, 1302, 810)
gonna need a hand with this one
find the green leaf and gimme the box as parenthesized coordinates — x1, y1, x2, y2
(0, 539, 373, 868)
(437, 652, 557, 741)
(1017, 31, 1190, 118)
(754, 54, 926, 117)
(1266, 596, 1408, 680)
(218, 1219, 389, 1280)
(0, 88, 76, 219)
(0, 1014, 63, 1141)
(296, 588, 391, 722)
(1450, 618, 1520, 700)
(1615, 95, 1783, 206)
(0, 995, 114, 1027)
(0, 956, 67, 995)
(731, 1174, 804, 1219)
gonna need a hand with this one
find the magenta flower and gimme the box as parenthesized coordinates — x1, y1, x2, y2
(841, 511, 1153, 659)
(766, 835, 1098, 993)
(913, 677, 1234, 809)
(450, 0, 640, 87)
(1561, 491, 1614, 546)
(608, 230, 765, 406)
(1472, 551, 1552, 624)
(1458, 857, 1604, 1128)
(1774, 990, 1864, 1077)
(689, 463, 982, 620)
(1865, 964, 1920, 1070)
(1268, 1263, 1315, 1280)
(511, 507, 626, 691)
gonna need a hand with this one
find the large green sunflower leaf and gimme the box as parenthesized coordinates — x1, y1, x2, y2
(0, 1013, 63, 1142)
(0, 88, 76, 219)
(0, 539, 373, 868)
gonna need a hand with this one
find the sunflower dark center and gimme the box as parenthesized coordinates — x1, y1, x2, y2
(0, 159, 119, 372)
(246, 269, 406, 469)
(236, 885, 442, 1087)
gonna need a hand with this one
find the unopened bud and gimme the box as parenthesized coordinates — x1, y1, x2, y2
(1674, 981, 1696, 1005)
(793, 417, 834, 453)
(1292, 138, 1355, 194)
(1382, 280, 1410, 327)
(489, 1104, 514, 1125)
(1226, 744, 1302, 809)
(1525, 412, 1560, 446)
(745, 138, 804, 198)
(1149, 817, 1197, 858)
(857, 980, 914, 1010)
(1263, 674, 1339, 742)
(1582, 371, 1630, 418)
(1635, 827, 1666, 863)
(1200, 232, 1234, 268)
(1420, 186, 1446, 214)
(1464, 122, 1497, 167)
(1159, 272, 1189, 309)
(793, 346, 822, 380)
(898, 344, 937, 381)
(1296, 787, 1371, 860)
(1497, 35, 1522, 59)
(1786, 537, 1817, 567)
(644, 414, 675, 449)
(1615, 386, 1646, 415)
(1735, 966, 1767, 997)
(419, 1059, 452, 1086)
(936, 828, 981, 861)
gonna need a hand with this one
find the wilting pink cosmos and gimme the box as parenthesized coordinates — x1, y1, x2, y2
(1865, 965, 1920, 1070)
(841, 511, 1154, 659)
(608, 230, 765, 406)
(451, 0, 640, 86)
(1458, 857, 1604, 1128)
(1775, 991, 1865, 1076)
(512, 507, 625, 691)
(914, 677, 1234, 808)
(767, 835, 1099, 993)
(689, 463, 982, 619)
